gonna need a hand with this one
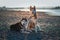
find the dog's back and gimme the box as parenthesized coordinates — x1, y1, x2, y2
(10, 22, 23, 31)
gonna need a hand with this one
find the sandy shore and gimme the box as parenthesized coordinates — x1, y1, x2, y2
(0, 10, 60, 40)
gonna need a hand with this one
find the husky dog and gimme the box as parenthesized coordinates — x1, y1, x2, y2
(21, 18, 28, 30)
(10, 22, 23, 31)
(10, 18, 27, 32)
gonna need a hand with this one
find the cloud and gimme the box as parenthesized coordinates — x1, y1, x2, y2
(0, 0, 60, 7)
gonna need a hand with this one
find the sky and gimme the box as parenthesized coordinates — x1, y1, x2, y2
(0, 0, 60, 7)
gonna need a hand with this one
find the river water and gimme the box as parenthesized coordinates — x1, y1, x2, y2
(13, 9, 60, 16)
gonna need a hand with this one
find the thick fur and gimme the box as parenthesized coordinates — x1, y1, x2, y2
(27, 21, 35, 30)
(10, 18, 27, 31)
(10, 22, 23, 31)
